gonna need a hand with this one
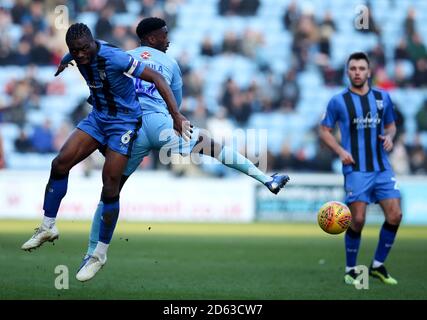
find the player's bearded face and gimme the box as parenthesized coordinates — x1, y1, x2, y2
(347, 60, 370, 88)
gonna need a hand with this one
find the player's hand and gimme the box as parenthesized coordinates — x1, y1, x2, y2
(339, 150, 356, 165)
(172, 113, 193, 141)
(379, 134, 393, 152)
(54, 62, 74, 77)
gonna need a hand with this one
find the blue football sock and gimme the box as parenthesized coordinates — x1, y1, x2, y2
(87, 201, 103, 256)
(374, 221, 399, 264)
(217, 146, 270, 184)
(98, 196, 120, 244)
(43, 173, 69, 218)
(345, 227, 361, 268)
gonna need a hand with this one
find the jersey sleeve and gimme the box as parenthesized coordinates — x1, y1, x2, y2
(321, 97, 339, 128)
(60, 53, 73, 65)
(110, 48, 145, 78)
(383, 92, 396, 125)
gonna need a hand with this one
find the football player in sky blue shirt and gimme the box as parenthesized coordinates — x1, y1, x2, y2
(320, 52, 401, 286)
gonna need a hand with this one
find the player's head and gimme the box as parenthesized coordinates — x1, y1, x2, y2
(346, 52, 371, 88)
(66, 23, 97, 65)
(136, 17, 169, 53)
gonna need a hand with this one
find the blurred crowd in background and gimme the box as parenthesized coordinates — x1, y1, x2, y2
(0, 0, 426, 175)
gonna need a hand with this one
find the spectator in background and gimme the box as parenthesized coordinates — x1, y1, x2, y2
(239, 0, 260, 16)
(407, 33, 427, 64)
(95, 6, 114, 42)
(280, 68, 300, 111)
(412, 58, 427, 88)
(318, 11, 336, 58)
(107, 0, 127, 13)
(221, 31, 242, 54)
(368, 43, 386, 71)
(219, 0, 259, 16)
(200, 35, 217, 57)
(11, 40, 31, 65)
(394, 38, 410, 61)
(291, 10, 318, 71)
(30, 32, 52, 65)
(0, 131, 5, 169)
(11, 0, 29, 24)
(415, 99, 427, 132)
(408, 142, 427, 174)
(14, 128, 33, 153)
(31, 119, 55, 153)
(140, 0, 157, 16)
(110, 25, 130, 48)
(241, 28, 264, 59)
(228, 89, 253, 126)
(403, 7, 417, 38)
(282, 1, 299, 32)
(394, 62, 411, 88)
(22, 0, 47, 33)
(273, 143, 298, 172)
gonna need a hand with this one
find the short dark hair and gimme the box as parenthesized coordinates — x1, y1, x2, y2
(136, 17, 166, 40)
(66, 23, 93, 44)
(347, 52, 370, 66)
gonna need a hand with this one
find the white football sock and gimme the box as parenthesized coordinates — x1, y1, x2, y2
(93, 241, 109, 260)
(372, 260, 383, 268)
(42, 216, 56, 229)
(345, 266, 356, 273)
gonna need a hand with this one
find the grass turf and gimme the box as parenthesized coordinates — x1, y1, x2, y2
(0, 220, 426, 300)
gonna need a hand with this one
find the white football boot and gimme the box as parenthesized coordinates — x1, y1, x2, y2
(76, 253, 107, 282)
(21, 225, 59, 251)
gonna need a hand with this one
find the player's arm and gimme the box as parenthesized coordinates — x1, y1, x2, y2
(170, 60, 183, 107)
(54, 53, 74, 77)
(379, 93, 397, 152)
(379, 122, 396, 152)
(319, 125, 355, 165)
(138, 67, 192, 141)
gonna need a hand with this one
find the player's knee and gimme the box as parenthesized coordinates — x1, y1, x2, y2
(51, 155, 70, 175)
(102, 176, 121, 196)
(388, 211, 402, 225)
(351, 216, 365, 231)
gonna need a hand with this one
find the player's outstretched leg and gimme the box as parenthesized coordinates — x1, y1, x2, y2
(193, 134, 290, 194)
(76, 201, 104, 273)
(21, 172, 67, 251)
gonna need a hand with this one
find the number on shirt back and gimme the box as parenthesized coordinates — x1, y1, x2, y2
(134, 78, 156, 96)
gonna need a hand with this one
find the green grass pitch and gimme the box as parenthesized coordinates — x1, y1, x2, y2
(1, 220, 426, 300)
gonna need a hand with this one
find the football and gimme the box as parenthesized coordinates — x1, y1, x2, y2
(317, 201, 352, 234)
